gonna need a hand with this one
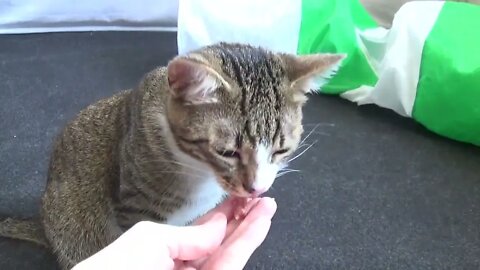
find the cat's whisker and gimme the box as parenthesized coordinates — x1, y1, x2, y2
(278, 168, 301, 173)
(275, 167, 302, 180)
(297, 143, 312, 149)
(288, 140, 317, 163)
(299, 123, 321, 145)
(276, 170, 300, 178)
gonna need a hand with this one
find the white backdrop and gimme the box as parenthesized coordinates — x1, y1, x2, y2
(0, 0, 178, 34)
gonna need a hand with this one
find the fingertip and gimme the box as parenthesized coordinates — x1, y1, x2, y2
(259, 197, 277, 218)
(263, 197, 277, 210)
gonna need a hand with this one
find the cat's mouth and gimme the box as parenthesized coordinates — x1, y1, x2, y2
(218, 179, 266, 199)
(231, 190, 263, 198)
(224, 187, 256, 198)
(230, 191, 262, 199)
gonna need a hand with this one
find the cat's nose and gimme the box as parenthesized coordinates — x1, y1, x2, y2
(242, 182, 256, 194)
(242, 182, 266, 197)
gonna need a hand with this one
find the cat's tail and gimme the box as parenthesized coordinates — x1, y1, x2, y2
(0, 217, 49, 247)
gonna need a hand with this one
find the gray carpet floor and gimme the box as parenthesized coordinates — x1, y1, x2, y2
(0, 31, 479, 270)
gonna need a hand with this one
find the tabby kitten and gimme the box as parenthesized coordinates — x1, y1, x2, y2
(0, 42, 344, 269)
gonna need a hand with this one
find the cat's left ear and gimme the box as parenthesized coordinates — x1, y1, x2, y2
(281, 53, 346, 100)
(167, 57, 229, 104)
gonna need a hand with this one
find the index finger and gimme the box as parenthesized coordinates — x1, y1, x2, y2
(201, 198, 277, 270)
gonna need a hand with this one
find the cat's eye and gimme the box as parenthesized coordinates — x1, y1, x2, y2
(273, 148, 290, 156)
(216, 149, 241, 159)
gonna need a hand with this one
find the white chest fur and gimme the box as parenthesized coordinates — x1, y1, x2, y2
(159, 115, 226, 226)
(165, 172, 225, 226)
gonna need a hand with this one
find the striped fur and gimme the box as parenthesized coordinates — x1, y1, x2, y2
(0, 42, 344, 269)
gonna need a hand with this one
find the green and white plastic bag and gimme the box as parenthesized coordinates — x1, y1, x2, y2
(177, 0, 480, 147)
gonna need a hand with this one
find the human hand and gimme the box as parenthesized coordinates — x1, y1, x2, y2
(72, 196, 277, 270)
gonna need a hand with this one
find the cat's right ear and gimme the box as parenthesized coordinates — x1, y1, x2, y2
(167, 57, 228, 104)
(280, 53, 346, 102)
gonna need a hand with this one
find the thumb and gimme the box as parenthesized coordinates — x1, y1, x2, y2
(164, 213, 227, 261)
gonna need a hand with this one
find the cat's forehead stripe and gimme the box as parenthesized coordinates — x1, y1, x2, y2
(208, 43, 285, 145)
